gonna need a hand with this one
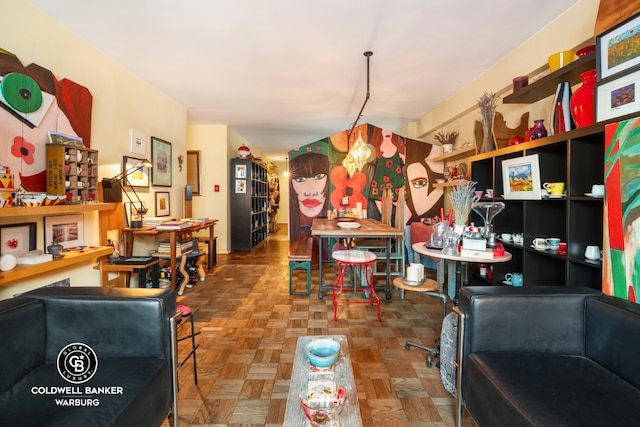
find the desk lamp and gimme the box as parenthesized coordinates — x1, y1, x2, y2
(102, 159, 152, 228)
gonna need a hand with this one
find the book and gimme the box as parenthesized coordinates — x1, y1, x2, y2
(460, 248, 494, 260)
(155, 221, 191, 230)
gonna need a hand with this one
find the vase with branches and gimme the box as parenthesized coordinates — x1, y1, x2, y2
(434, 131, 459, 153)
(477, 91, 499, 153)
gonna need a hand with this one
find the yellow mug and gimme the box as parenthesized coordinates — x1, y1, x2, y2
(543, 182, 565, 195)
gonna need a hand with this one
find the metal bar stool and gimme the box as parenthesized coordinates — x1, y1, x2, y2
(176, 304, 200, 384)
(332, 250, 380, 322)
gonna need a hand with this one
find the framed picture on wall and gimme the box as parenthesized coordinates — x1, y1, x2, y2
(597, 12, 640, 81)
(501, 154, 542, 200)
(151, 136, 172, 187)
(123, 156, 150, 188)
(44, 215, 84, 249)
(155, 192, 170, 217)
(0, 223, 36, 256)
(596, 66, 640, 122)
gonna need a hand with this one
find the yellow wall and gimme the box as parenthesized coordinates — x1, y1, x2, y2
(403, 0, 601, 149)
(0, 0, 187, 299)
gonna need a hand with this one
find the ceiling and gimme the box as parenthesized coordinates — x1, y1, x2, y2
(28, 0, 580, 161)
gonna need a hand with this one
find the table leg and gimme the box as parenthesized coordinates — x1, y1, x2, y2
(385, 238, 392, 300)
(207, 225, 214, 269)
(317, 236, 324, 300)
(136, 267, 146, 288)
(151, 262, 160, 288)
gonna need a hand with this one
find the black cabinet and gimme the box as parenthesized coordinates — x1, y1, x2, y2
(230, 158, 269, 252)
(469, 125, 604, 289)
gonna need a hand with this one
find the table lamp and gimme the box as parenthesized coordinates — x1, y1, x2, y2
(102, 159, 152, 228)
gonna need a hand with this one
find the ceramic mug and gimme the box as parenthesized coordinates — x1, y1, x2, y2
(532, 238, 547, 249)
(501, 233, 512, 242)
(585, 245, 601, 260)
(546, 237, 561, 249)
(591, 184, 605, 197)
(543, 182, 565, 195)
(505, 272, 523, 287)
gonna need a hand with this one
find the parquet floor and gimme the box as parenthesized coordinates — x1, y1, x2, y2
(168, 226, 477, 426)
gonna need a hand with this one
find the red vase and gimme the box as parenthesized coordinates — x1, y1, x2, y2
(570, 69, 596, 128)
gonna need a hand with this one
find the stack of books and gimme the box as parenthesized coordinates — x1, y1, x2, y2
(142, 217, 170, 227)
(157, 240, 193, 256)
(155, 220, 190, 231)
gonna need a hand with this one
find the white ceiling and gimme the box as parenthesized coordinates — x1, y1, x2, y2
(28, 0, 579, 161)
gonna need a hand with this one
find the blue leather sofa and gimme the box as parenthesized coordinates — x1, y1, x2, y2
(456, 286, 640, 427)
(0, 287, 177, 427)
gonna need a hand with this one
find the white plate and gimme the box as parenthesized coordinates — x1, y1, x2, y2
(530, 245, 548, 251)
(584, 193, 604, 198)
(503, 280, 513, 286)
(547, 194, 566, 199)
(402, 278, 422, 286)
(337, 222, 361, 229)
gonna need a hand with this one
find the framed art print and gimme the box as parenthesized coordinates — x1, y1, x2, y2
(44, 215, 84, 249)
(235, 179, 246, 193)
(151, 136, 172, 187)
(597, 12, 640, 81)
(0, 223, 36, 256)
(155, 191, 170, 217)
(123, 156, 150, 188)
(235, 164, 247, 179)
(596, 66, 640, 122)
(129, 129, 146, 155)
(501, 154, 542, 200)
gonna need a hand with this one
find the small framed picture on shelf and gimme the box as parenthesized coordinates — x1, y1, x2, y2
(235, 179, 246, 193)
(44, 215, 84, 249)
(235, 164, 247, 179)
(122, 156, 149, 188)
(0, 222, 36, 256)
(155, 191, 170, 217)
(596, 12, 640, 81)
(596, 66, 640, 122)
(501, 154, 542, 200)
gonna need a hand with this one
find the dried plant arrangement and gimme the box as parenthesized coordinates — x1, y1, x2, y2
(434, 131, 459, 145)
(477, 91, 499, 153)
(449, 180, 479, 226)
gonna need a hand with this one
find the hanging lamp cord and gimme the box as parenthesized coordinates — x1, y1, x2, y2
(347, 51, 373, 142)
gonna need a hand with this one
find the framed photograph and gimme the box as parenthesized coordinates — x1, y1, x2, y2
(151, 136, 172, 187)
(235, 164, 247, 179)
(597, 12, 640, 81)
(501, 154, 542, 200)
(0, 223, 36, 256)
(123, 156, 150, 188)
(155, 191, 170, 217)
(186, 150, 201, 195)
(129, 129, 146, 155)
(44, 215, 84, 249)
(596, 67, 640, 122)
(235, 179, 246, 194)
(47, 130, 83, 146)
(124, 202, 148, 227)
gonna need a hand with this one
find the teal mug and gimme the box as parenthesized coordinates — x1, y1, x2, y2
(505, 272, 523, 287)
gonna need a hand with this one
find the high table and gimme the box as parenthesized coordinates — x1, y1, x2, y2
(312, 218, 403, 300)
(283, 335, 361, 426)
(412, 242, 512, 302)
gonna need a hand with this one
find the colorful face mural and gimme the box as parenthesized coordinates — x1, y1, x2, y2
(405, 138, 444, 223)
(288, 143, 329, 242)
(367, 128, 405, 203)
(0, 48, 92, 192)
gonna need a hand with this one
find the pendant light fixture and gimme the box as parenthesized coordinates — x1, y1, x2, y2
(344, 51, 373, 175)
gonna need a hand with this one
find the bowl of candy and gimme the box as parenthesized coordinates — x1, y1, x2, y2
(299, 381, 347, 426)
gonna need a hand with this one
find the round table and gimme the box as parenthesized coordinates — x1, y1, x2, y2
(331, 250, 380, 322)
(412, 242, 512, 303)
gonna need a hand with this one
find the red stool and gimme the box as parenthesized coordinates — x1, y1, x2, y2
(332, 250, 380, 322)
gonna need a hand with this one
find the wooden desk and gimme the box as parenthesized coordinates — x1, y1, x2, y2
(122, 220, 217, 291)
(98, 257, 160, 288)
(312, 218, 403, 300)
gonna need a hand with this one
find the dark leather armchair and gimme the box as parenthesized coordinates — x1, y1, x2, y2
(0, 287, 177, 427)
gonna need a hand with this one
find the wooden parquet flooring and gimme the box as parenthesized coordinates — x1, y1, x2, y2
(167, 226, 477, 426)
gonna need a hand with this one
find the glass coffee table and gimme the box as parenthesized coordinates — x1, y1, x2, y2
(284, 335, 362, 426)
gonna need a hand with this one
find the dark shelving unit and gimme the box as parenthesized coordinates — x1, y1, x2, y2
(230, 158, 269, 252)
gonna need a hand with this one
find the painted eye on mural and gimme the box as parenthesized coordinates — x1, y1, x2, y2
(313, 173, 326, 180)
(294, 176, 307, 183)
(411, 177, 428, 189)
(0, 72, 43, 113)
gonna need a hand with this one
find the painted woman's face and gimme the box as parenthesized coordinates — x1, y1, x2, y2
(292, 173, 327, 218)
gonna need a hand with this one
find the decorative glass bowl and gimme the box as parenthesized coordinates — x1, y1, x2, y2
(305, 338, 340, 368)
(299, 382, 347, 426)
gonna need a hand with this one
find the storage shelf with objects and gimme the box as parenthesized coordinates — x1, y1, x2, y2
(46, 143, 99, 203)
(468, 123, 605, 289)
(230, 158, 269, 251)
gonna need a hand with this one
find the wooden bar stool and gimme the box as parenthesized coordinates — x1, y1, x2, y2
(332, 250, 380, 321)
